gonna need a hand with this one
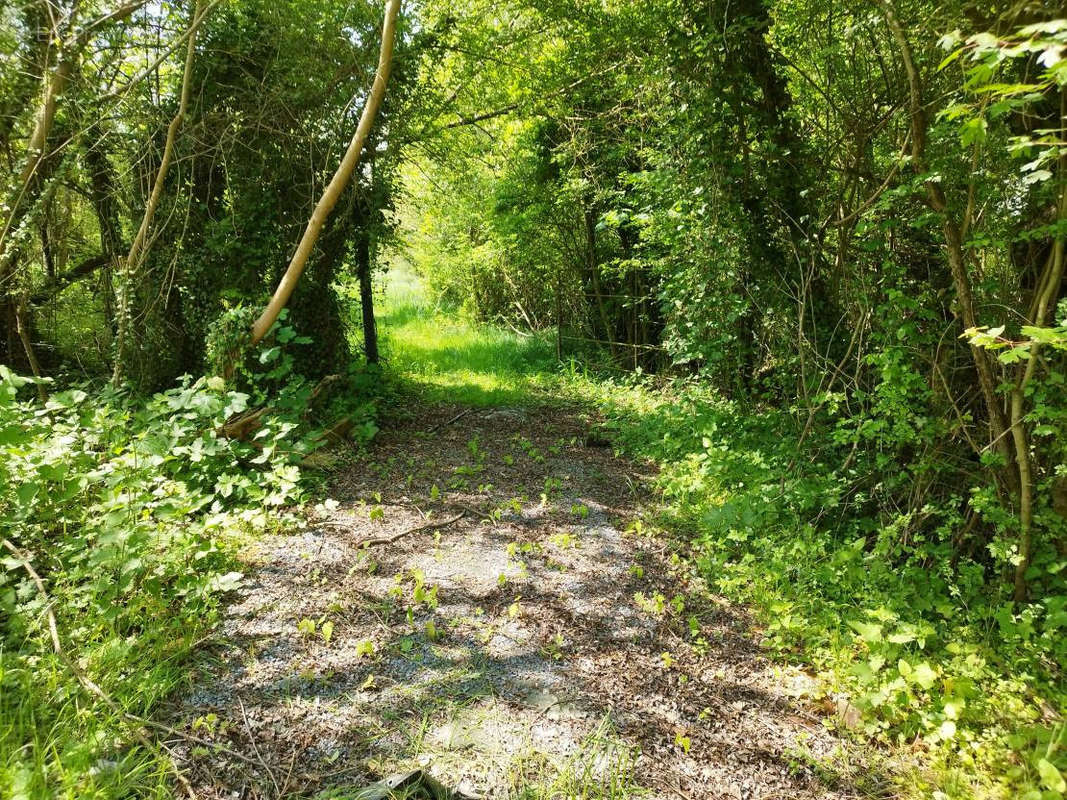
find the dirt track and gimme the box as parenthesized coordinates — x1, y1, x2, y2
(173, 403, 868, 799)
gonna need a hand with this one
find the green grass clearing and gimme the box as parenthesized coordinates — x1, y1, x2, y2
(376, 262, 557, 407)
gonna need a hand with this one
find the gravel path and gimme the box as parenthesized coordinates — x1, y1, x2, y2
(172, 403, 872, 799)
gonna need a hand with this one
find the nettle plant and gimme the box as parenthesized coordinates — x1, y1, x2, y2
(1, 362, 320, 785)
(0, 366, 309, 630)
(0, 362, 313, 795)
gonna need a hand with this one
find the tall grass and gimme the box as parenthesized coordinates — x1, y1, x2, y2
(375, 263, 556, 407)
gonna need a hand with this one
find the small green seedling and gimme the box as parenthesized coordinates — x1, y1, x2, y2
(674, 731, 691, 753)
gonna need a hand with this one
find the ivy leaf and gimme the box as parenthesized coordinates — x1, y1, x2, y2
(16, 482, 38, 508)
(1038, 759, 1066, 793)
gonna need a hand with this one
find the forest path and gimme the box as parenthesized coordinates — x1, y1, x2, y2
(173, 401, 863, 799)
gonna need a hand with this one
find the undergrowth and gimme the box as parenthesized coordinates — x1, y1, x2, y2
(0, 317, 378, 799)
(565, 373, 1067, 800)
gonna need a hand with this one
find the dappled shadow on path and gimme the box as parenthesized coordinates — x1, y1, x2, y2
(169, 404, 881, 799)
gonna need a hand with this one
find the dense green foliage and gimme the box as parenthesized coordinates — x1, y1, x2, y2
(0, 319, 378, 798)
(3, 0, 1067, 797)
(0, 0, 411, 387)
(580, 375, 1066, 798)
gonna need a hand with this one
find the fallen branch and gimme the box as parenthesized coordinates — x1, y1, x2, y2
(352, 511, 465, 548)
(218, 374, 345, 441)
(305, 373, 342, 408)
(237, 696, 281, 798)
(218, 406, 271, 440)
(29, 253, 113, 305)
(426, 408, 473, 434)
(446, 502, 495, 522)
(316, 415, 353, 444)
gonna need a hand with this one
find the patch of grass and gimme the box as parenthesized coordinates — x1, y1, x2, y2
(510, 720, 646, 799)
(376, 263, 557, 407)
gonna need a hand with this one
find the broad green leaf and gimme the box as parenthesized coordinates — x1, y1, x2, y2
(1038, 759, 1066, 793)
(849, 620, 883, 643)
(912, 662, 938, 690)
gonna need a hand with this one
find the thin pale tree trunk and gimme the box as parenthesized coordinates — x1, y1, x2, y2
(250, 0, 401, 345)
(15, 296, 46, 403)
(1009, 119, 1067, 602)
(112, 0, 207, 386)
(880, 0, 1013, 471)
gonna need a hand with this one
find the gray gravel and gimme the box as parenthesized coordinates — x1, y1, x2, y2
(169, 405, 875, 799)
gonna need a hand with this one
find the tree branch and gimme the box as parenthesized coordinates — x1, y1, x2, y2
(250, 0, 402, 345)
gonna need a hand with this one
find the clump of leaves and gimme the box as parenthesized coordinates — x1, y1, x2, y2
(0, 363, 352, 797)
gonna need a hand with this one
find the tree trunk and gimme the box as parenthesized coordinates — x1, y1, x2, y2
(356, 228, 379, 364)
(250, 0, 401, 345)
(0, 2, 146, 280)
(880, 0, 1014, 473)
(85, 129, 123, 323)
(15, 298, 47, 402)
(582, 206, 617, 359)
(880, 0, 1045, 599)
(113, 0, 207, 386)
(1008, 134, 1067, 602)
